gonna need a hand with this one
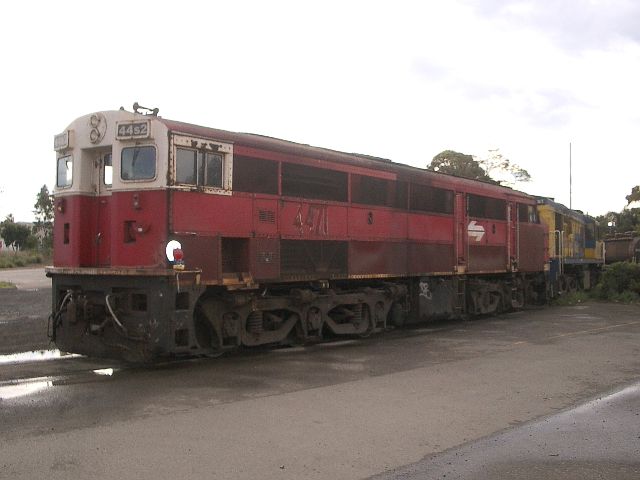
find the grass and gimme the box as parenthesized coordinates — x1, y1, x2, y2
(0, 250, 45, 269)
(551, 290, 591, 306)
(0, 281, 16, 288)
(553, 289, 640, 306)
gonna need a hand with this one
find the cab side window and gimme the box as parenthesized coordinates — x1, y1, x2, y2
(57, 155, 73, 187)
(176, 147, 223, 188)
(103, 153, 113, 186)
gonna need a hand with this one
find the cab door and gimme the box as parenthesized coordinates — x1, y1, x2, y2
(96, 151, 112, 266)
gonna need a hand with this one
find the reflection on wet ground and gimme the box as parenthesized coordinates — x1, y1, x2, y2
(0, 349, 80, 365)
(0, 378, 55, 400)
(2, 302, 640, 442)
(371, 382, 640, 479)
(0, 302, 640, 480)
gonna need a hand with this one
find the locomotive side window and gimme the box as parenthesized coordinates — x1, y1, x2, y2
(121, 146, 156, 181)
(409, 184, 453, 214)
(281, 163, 347, 202)
(395, 181, 408, 209)
(233, 156, 278, 194)
(204, 153, 223, 187)
(351, 174, 407, 209)
(103, 153, 113, 186)
(564, 217, 573, 234)
(585, 222, 596, 246)
(468, 194, 506, 220)
(518, 203, 538, 223)
(176, 148, 196, 184)
(351, 175, 390, 207)
(351, 175, 407, 208)
(56, 155, 73, 187)
(176, 147, 223, 188)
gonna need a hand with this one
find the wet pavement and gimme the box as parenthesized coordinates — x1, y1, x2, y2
(1, 299, 640, 479)
(371, 382, 640, 479)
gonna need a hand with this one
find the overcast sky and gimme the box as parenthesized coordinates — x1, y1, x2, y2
(1, 0, 638, 222)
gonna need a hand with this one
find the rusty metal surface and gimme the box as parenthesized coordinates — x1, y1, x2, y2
(604, 235, 640, 263)
(46, 266, 189, 277)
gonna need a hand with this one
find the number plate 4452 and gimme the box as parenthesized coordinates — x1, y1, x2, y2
(116, 121, 150, 139)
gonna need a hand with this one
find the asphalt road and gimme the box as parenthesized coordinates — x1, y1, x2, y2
(0, 267, 51, 355)
(371, 382, 640, 479)
(1, 285, 640, 479)
(0, 266, 50, 290)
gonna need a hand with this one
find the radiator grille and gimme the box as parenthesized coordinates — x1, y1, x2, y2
(258, 210, 276, 223)
(281, 240, 348, 276)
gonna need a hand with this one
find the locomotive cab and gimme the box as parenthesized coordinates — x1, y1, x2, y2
(52, 110, 170, 269)
(49, 110, 199, 361)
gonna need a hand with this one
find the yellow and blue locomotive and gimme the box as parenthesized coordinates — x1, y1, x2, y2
(537, 197, 604, 294)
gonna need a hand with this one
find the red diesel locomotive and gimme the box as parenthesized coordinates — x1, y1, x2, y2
(47, 105, 547, 361)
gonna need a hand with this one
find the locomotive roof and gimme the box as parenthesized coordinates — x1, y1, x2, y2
(536, 196, 594, 222)
(158, 116, 534, 201)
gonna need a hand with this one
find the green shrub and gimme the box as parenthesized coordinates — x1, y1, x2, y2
(594, 262, 640, 302)
(0, 250, 45, 269)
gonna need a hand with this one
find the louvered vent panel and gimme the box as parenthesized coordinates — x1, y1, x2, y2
(258, 210, 276, 223)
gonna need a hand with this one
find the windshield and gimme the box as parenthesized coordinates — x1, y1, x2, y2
(121, 146, 156, 181)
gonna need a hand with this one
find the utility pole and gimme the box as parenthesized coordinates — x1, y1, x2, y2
(569, 142, 572, 210)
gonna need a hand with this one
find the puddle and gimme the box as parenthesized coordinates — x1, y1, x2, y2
(0, 349, 81, 365)
(0, 378, 55, 400)
(93, 368, 115, 376)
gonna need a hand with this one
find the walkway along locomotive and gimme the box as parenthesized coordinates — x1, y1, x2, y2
(47, 106, 593, 362)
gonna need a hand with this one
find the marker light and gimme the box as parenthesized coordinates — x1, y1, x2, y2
(173, 247, 185, 270)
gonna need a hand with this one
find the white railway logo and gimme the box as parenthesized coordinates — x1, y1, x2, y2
(467, 220, 485, 242)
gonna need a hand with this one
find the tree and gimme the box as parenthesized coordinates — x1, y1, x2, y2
(478, 149, 531, 187)
(428, 150, 495, 182)
(428, 149, 532, 187)
(33, 184, 54, 249)
(595, 209, 640, 236)
(626, 186, 640, 205)
(0, 215, 32, 251)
